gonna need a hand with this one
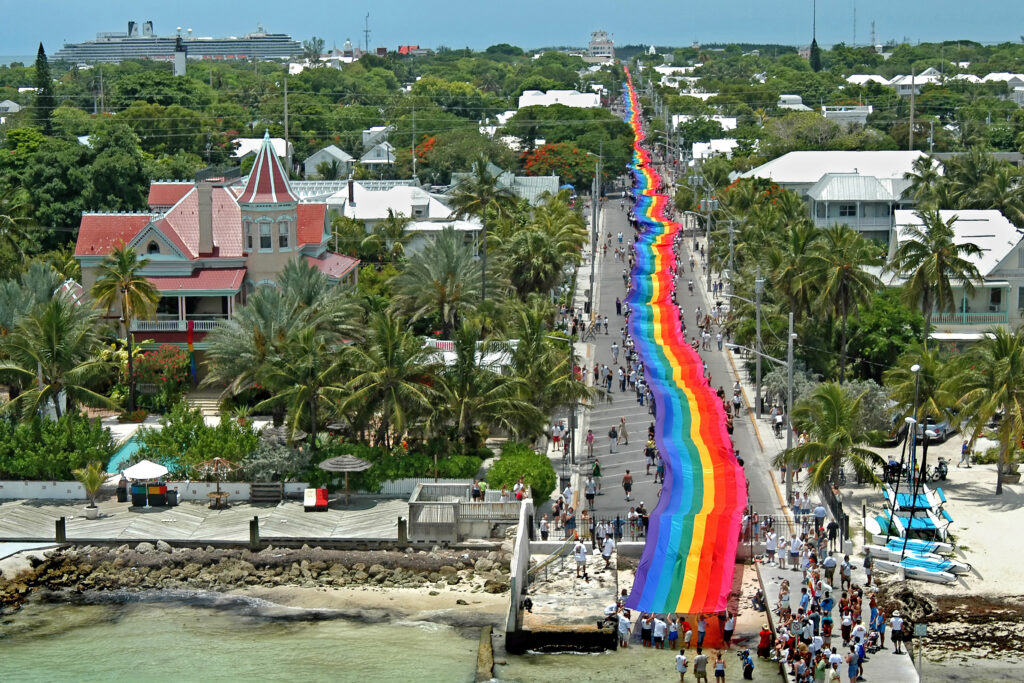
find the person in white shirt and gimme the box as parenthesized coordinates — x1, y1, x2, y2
(765, 531, 777, 565)
(777, 535, 789, 570)
(602, 535, 615, 569)
(653, 615, 668, 649)
(675, 650, 688, 680)
(573, 540, 588, 578)
(890, 612, 905, 654)
(618, 610, 632, 648)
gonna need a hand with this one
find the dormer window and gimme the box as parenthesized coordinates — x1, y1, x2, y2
(147, 241, 160, 255)
(279, 222, 290, 249)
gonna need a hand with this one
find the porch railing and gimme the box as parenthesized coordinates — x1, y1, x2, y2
(931, 309, 1009, 325)
(131, 318, 228, 333)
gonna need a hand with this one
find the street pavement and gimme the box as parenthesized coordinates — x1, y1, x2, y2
(566, 196, 786, 539)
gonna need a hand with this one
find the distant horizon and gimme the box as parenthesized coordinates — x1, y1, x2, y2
(0, 0, 1020, 61)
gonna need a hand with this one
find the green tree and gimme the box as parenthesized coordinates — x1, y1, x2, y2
(90, 245, 160, 336)
(339, 310, 439, 447)
(886, 209, 983, 337)
(486, 441, 556, 502)
(774, 382, 885, 491)
(391, 227, 482, 335)
(948, 326, 1024, 495)
(804, 225, 882, 383)
(0, 185, 38, 278)
(0, 295, 114, 419)
(883, 344, 955, 430)
(448, 157, 517, 301)
(33, 43, 54, 134)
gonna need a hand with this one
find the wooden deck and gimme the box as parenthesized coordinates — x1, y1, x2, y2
(0, 497, 406, 543)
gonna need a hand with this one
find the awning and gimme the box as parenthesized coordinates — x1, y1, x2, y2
(146, 268, 246, 294)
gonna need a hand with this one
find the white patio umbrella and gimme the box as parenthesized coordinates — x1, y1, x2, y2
(122, 459, 169, 480)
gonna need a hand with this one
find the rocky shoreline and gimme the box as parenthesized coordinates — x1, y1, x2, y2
(878, 583, 1024, 663)
(0, 542, 513, 613)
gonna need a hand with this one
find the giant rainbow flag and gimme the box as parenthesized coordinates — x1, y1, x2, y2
(622, 69, 747, 614)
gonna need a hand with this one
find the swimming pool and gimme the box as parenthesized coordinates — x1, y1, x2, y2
(107, 437, 141, 474)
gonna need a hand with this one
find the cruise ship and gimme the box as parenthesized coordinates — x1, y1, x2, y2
(54, 21, 301, 63)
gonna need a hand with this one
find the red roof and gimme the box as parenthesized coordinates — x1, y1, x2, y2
(237, 131, 297, 205)
(307, 253, 359, 280)
(161, 186, 243, 258)
(297, 203, 327, 246)
(75, 214, 157, 256)
(148, 182, 193, 209)
(146, 268, 247, 293)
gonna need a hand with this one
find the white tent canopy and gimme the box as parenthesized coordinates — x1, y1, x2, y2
(121, 459, 168, 480)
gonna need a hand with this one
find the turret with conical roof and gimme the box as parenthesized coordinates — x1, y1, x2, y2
(238, 130, 297, 206)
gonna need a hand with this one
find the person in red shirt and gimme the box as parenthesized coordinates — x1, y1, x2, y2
(757, 624, 772, 659)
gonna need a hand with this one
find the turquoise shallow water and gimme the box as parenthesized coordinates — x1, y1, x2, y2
(0, 598, 478, 683)
(107, 437, 141, 473)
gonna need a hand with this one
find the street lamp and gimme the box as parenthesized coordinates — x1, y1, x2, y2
(726, 313, 797, 500)
(723, 268, 766, 419)
(908, 364, 922, 486)
(546, 335, 578, 468)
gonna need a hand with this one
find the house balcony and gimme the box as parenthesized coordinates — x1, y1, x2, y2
(131, 315, 228, 333)
(931, 309, 1009, 326)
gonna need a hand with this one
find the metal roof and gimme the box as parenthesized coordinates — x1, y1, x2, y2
(806, 174, 896, 202)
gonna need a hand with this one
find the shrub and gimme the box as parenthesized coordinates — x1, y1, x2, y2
(485, 441, 556, 502)
(0, 415, 116, 480)
(135, 402, 260, 476)
(305, 440, 483, 492)
(134, 344, 191, 413)
(241, 443, 312, 482)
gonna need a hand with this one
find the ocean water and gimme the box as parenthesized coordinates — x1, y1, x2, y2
(0, 595, 479, 683)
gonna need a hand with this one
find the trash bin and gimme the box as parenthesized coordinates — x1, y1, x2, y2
(166, 489, 178, 507)
(116, 486, 128, 503)
(130, 485, 147, 507)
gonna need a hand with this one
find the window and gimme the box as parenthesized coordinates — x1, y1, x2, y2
(838, 204, 857, 217)
(1018, 249, 1024, 269)
(815, 204, 825, 218)
(991, 288, 1003, 310)
(244, 221, 253, 252)
(147, 241, 160, 255)
(278, 222, 290, 249)
(259, 224, 272, 250)
(1018, 286, 1024, 310)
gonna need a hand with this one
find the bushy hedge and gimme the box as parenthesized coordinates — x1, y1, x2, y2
(0, 415, 116, 480)
(307, 440, 487, 491)
(485, 442, 556, 502)
(135, 402, 260, 475)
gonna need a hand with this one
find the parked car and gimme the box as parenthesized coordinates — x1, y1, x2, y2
(916, 416, 953, 442)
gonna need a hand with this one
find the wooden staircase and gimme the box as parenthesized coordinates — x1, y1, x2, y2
(251, 482, 284, 503)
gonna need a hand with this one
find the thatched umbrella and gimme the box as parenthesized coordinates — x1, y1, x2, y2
(318, 454, 372, 504)
(262, 424, 307, 447)
(195, 457, 238, 496)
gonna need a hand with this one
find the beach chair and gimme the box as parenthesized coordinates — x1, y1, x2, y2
(315, 488, 328, 510)
(304, 488, 317, 511)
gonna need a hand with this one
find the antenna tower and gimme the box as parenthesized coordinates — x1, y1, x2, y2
(363, 14, 370, 55)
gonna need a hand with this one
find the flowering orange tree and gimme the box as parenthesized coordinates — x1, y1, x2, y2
(521, 143, 593, 187)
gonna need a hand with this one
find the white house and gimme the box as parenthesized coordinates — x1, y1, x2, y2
(360, 141, 396, 167)
(822, 104, 873, 127)
(692, 139, 739, 160)
(887, 209, 1024, 336)
(327, 181, 482, 254)
(778, 95, 813, 111)
(517, 89, 600, 109)
(672, 114, 737, 132)
(303, 145, 354, 179)
(981, 73, 1024, 89)
(845, 75, 890, 87)
(888, 67, 942, 96)
(741, 151, 928, 243)
(362, 125, 393, 150)
(0, 99, 21, 113)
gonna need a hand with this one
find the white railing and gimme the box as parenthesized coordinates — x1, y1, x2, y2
(131, 319, 227, 333)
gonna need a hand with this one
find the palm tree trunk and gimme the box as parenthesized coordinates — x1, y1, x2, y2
(309, 394, 318, 450)
(839, 297, 848, 385)
(52, 394, 62, 419)
(481, 213, 487, 302)
(997, 428, 1007, 496)
(922, 289, 933, 345)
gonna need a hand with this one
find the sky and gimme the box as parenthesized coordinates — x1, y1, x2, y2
(1, 0, 1021, 57)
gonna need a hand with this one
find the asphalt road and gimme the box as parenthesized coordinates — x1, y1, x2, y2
(575, 199, 783, 535)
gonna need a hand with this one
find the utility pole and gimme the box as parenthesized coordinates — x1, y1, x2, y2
(704, 187, 713, 293)
(785, 311, 796, 503)
(909, 68, 915, 150)
(411, 107, 416, 178)
(283, 76, 289, 145)
(728, 221, 736, 295)
(755, 267, 764, 419)
(589, 149, 601, 316)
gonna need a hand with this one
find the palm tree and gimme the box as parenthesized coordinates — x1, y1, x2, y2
(972, 164, 1024, 229)
(339, 310, 439, 448)
(363, 210, 413, 262)
(502, 228, 564, 297)
(803, 225, 882, 383)
(448, 156, 517, 300)
(430, 322, 543, 446)
(0, 185, 37, 274)
(0, 295, 115, 419)
(947, 326, 1024, 495)
(766, 221, 822, 324)
(902, 155, 946, 207)
(773, 382, 886, 492)
(886, 209, 983, 338)
(882, 344, 955, 431)
(90, 245, 160, 412)
(255, 327, 345, 446)
(204, 259, 360, 408)
(391, 227, 482, 336)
